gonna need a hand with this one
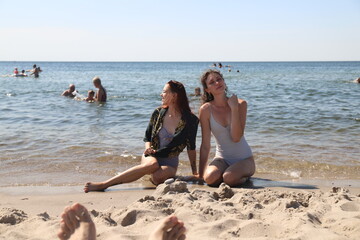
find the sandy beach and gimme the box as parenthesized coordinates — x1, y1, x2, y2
(1, 177, 359, 240)
(2, 0, 359, 239)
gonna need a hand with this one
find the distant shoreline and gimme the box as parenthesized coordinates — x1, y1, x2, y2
(1, 60, 360, 63)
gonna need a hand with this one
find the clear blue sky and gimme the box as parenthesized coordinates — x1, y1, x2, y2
(0, 0, 359, 61)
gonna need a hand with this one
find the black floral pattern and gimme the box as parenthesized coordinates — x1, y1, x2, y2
(143, 107, 199, 158)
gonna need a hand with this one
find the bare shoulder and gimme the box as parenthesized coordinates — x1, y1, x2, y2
(200, 102, 211, 111)
(199, 102, 211, 118)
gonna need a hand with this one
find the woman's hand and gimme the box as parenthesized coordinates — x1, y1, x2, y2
(178, 174, 204, 184)
(227, 94, 239, 110)
(144, 147, 156, 156)
(192, 174, 205, 184)
(190, 174, 204, 183)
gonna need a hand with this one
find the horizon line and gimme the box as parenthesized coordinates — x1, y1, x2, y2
(1, 60, 360, 63)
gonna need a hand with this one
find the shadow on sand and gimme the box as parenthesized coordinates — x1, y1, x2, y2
(102, 176, 318, 192)
(238, 177, 318, 190)
(176, 176, 318, 190)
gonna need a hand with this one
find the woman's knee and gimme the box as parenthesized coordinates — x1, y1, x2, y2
(142, 160, 159, 173)
(151, 173, 166, 185)
(223, 171, 253, 186)
(204, 170, 223, 186)
(222, 172, 240, 186)
(151, 168, 176, 185)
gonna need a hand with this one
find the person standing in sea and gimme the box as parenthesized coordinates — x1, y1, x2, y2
(30, 66, 40, 78)
(92, 77, 107, 102)
(84, 80, 199, 192)
(198, 69, 255, 187)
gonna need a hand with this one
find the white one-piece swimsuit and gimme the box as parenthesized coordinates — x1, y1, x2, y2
(210, 111, 253, 165)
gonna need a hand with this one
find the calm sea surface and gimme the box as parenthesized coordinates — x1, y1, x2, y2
(0, 61, 359, 187)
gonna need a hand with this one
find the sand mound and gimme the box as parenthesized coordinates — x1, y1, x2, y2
(0, 183, 359, 239)
(110, 183, 360, 239)
(0, 208, 28, 225)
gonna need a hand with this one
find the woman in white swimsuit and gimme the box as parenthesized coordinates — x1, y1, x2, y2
(198, 69, 255, 187)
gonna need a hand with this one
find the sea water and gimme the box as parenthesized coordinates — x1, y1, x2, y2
(0, 61, 359, 187)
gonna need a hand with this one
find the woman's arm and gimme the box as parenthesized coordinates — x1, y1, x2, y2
(228, 95, 247, 142)
(199, 104, 212, 179)
(187, 149, 198, 175)
(143, 108, 160, 156)
(185, 114, 199, 176)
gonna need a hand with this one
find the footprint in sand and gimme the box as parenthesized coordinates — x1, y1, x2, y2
(90, 209, 117, 226)
(121, 210, 138, 227)
(340, 202, 360, 212)
(37, 212, 50, 221)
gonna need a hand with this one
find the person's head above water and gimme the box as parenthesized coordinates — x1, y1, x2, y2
(69, 84, 75, 92)
(88, 90, 95, 97)
(194, 87, 201, 96)
(92, 77, 102, 88)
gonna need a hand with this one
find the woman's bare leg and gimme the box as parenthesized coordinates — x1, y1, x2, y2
(151, 166, 177, 185)
(203, 158, 229, 187)
(57, 203, 96, 240)
(84, 156, 159, 192)
(222, 156, 255, 187)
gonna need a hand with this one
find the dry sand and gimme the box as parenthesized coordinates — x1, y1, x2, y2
(0, 179, 360, 240)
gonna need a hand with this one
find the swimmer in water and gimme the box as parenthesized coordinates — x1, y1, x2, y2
(28, 65, 40, 78)
(27, 64, 36, 72)
(20, 70, 28, 77)
(194, 87, 201, 96)
(85, 90, 95, 102)
(62, 84, 76, 98)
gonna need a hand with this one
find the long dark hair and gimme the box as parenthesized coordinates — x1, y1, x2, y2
(200, 69, 225, 103)
(166, 80, 191, 113)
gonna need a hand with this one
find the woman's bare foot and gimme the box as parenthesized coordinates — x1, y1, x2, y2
(57, 203, 96, 240)
(149, 215, 186, 240)
(84, 182, 107, 193)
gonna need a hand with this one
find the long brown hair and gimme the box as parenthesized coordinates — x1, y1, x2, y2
(166, 80, 191, 113)
(200, 69, 225, 103)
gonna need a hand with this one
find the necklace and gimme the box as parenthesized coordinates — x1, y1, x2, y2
(168, 113, 178, 118)
(168, 108, 179, 118)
